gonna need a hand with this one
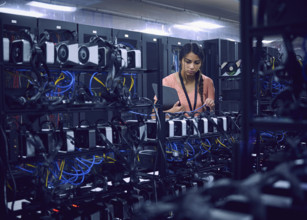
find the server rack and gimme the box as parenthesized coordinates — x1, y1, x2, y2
(253, 46, 281, 116)
(0, 11, 243, 220)
(78, 24, 112, 124)
(166, 37, 190, 77)
(78, 24, 112, 43)
(0, 13, 39, 218)
(112, 29, 142, 99)
(0, 12, 37, 36)
(141, 33, 167, 99)
(239, 0, 307, 179)
(38, 18, 78, 48)
(0, 13, 163, 219)
(37, 18, 80, 128)
(203, 39, 241, 114)
(0, 13, 38, 111)
(190, 40, 205, 72)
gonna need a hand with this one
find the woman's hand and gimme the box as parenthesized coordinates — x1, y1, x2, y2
(167, 101, 185, 113)
(204, 98, 215, 111)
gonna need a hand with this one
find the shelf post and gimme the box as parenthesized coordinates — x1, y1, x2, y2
(235, 0, 254, 180)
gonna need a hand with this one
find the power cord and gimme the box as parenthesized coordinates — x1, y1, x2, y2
(0, 126, 16, 214)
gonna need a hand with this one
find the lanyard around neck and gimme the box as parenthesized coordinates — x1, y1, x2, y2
(179, 71, 198, 111)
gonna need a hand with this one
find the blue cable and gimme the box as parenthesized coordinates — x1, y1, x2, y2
(16, 166, 34, 174)
(59, 162, 84, 185)
(47, 168, 59, 187)
(55, 71, 74, 89)
(206, 139, 212, 148)
(66, 166, 80, 183)
(165, 142, 174, 161)
(122, 73, 137, 76)
(200, 144, 208, 155)
(186, 142, 196, 161)
(70, 163, 85, 186)
(53, 86, 73, 95)
(69, 76, 75, 99)
(193, 103, 207, 112)
(172, 142, 183, 162)
(276, 131, 286, 143)
(76, 157, 95, 175)
(89, 72, 109, 96)
(260, 132, 274, 137)
(60, 165, 84, 186)
(53, 71, 75, 95)
(172, 142, 178, 151)
(89, 72, 99, 96)
(80, 156, 104, 165)
(55, 157, 92, 183)
(128, 111, 149, 117)
(186, 142, 195, 156)
(56, 162, 83, 177)
(119, 42, 135, 50)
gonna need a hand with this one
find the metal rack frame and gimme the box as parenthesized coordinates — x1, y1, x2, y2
(237, 0, 307, 180)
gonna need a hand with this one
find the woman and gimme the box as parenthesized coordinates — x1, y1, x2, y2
(162, 43, 215, 114)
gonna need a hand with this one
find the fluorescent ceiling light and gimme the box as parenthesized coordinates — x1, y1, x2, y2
(0, 8, 43, 17)
(262, 40, 274, 44)
(27, 1, 77, 12)
(139, 28, 169, 36)
(187, 21, 224, 29)
(173, 24, 202, 32)
(225, 38, 237, 42)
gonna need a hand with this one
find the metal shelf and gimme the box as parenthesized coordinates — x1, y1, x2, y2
(219, 76, 241, 79)
(2, 64, 156, 74)
(2, 102, 152, 115)
(251, 117, 307, 131)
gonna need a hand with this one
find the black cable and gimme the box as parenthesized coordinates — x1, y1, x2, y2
(151, 102, 166, 203)
(39, 120, 56, 131)
(98, 131, 129, 168)
(153, 103, 166, 162)
(137, 97, 161, 203)
(218, 110, 241, 132)
(203, 112, 234, 149)
(0, 155, 7, 218)
(0, 126, 16, 214)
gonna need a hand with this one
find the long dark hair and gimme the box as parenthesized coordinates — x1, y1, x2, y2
(179, 43, 205, 107)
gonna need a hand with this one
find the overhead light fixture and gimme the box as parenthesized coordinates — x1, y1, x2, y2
(27, 1, 77, 12)
(186, 21, 224, 29)
(225, 38, 237, 42)
(0, 8, 43, 17)
(262, 40, 274, 44)
(173, 24, 202, 32)
(138, 28, 169, 36)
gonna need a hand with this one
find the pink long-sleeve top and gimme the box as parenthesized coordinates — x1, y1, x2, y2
(162, 72, 215, 112)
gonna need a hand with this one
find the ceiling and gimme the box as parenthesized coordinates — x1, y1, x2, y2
(18, 0, 241, 22)
(58, 0, 241, 40)
(81, 0, 241, 23)
(2, 0, 244, 41)
(146, 0, 240, 21)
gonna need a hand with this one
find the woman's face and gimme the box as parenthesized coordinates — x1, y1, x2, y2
(181, 52, 202, 77)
